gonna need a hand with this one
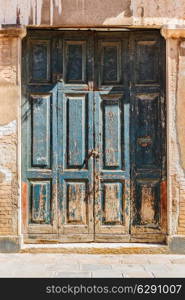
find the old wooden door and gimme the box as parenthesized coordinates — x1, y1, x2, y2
(22, 30, 166, 243)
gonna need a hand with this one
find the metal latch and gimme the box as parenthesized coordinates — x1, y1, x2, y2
(53, 73, 63, 82)
(88, 149, 99, 159)
(82, 149, 100, 167)
(137, 136, 152, 147)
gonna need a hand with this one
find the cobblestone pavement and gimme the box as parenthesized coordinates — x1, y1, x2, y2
(0, 254, 185, 278)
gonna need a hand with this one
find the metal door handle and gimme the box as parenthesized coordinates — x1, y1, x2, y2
(137, 136, 152, 147)
(54, 73, 63, 82)
(88, 149, 99, 159)
(83, 149, 100, 167)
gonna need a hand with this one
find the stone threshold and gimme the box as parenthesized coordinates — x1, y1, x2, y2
(20, 243, 169, 254)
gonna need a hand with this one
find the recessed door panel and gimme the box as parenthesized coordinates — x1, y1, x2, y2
(102, 181, 124, 225)
(66, 95, 87, 168)
(66, 181, 87, 225)
(30, 180, 51, 224)
(103, 100, 122, 169)
(135, 94, 161, 169)
(64, 41, 87, 84)
(29, 40, 51, 83)
(31, 94, 51, 168)
(99, 41, 122, 85)
(135, 40, 159, 84)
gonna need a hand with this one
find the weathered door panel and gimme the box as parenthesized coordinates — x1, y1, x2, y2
(22, 89, 58, 237)
(57, 32, 94, 242)
(57, 91, 94, 241)
(130, 32, 166, 242)
(22, 33, 59, 239)
(94, 33, 130, 242)
(94, 99, 131, 241)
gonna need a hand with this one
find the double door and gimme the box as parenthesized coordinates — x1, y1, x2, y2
(22, 30, 166, 243)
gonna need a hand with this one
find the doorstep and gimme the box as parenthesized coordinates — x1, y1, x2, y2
(20, 243, 169, 254)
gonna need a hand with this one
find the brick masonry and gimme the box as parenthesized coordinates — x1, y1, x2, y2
(0, 36, 18, 239)
(0, 121, 17, 235)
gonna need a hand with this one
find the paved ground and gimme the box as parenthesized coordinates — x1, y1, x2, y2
(0, 254, 185, 278)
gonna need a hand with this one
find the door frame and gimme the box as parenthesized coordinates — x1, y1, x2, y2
(21, 28, 167, 244)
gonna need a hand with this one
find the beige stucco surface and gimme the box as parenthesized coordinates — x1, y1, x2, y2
(0, 0, 185, 28)
(0, 87, 19, 125)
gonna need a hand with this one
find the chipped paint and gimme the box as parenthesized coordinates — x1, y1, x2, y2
(0, 167, 12, 183)
(104, 183, 121, 224)
(177, 40, 185, 172)
(1, 0, 185, 27)
(67, 183, 86, 224)
(32, 185, 45, 222)
(140, 186, 155, 225)
(161, 181, 167, 232)
(0, 120, 16, 138)
(22, 182, 28, 232)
